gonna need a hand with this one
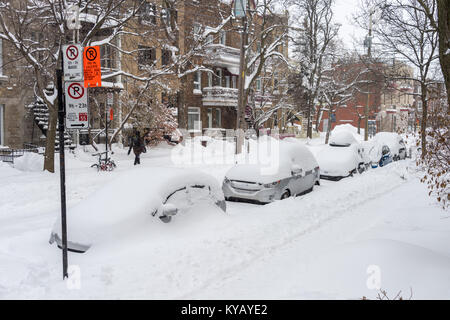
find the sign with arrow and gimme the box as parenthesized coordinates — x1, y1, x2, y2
(62, 44, 83, 81)
(65, 81, 89, 129)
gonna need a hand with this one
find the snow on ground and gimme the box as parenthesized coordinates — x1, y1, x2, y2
(0, 138, 449, 299)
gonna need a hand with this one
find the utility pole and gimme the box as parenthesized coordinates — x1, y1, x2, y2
(235, 0, 248, 154)
(364, 10, 373, 142)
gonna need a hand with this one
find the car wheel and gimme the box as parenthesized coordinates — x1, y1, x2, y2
(358, 163, 365, 174)
(159, 215, 172, 223)
(280, 190, 291, 200)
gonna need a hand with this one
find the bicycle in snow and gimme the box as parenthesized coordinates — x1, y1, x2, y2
(91, 151, 116, 171)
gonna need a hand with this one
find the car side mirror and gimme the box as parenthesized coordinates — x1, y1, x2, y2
(161, 203, 178, 217)
(291, 164, 303, 176)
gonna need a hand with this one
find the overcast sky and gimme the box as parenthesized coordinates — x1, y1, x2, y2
(333, 0, 367, 50)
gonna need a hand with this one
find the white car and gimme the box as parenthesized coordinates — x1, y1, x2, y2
(317, 131, 365, 181)
(373, 132, 407, 161)
(49, 167, 226, 253)
(223, 138, 320, 204)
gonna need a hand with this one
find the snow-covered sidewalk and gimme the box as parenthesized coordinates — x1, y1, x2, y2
(0, 144, 449, 299)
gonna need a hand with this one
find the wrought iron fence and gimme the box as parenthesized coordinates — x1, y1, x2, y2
(0, 144, 40, 164)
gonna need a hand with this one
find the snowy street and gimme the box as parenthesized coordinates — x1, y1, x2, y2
(1, 138, 449, 300)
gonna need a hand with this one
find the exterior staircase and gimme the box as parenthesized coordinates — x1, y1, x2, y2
(28, 99, 75, 150)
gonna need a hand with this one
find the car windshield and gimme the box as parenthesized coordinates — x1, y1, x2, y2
(330, 143, 351, 147)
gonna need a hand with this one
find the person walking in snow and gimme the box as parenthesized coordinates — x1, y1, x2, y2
(128, 130, 146, 165)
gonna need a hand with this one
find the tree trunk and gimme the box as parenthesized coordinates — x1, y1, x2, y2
(357, 117, 361, 134)
(43, 108, 57, 173)
(420, 85, 428, 159)
(306, 104, 312, 139)
(325, 110, 333, 144)
(314, 107, 322, 133)
(437, 0, 450, 108)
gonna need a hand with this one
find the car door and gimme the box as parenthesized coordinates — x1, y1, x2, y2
(288, 162, 304, 196)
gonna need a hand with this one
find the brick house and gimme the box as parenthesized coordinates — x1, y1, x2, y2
(0, 38, 42, 148)
(1, 0, 288, 149)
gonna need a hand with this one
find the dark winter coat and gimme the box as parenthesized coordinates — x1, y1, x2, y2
(128, 135, 146, 156)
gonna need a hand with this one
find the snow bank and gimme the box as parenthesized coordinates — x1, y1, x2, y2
(300, 239, 450, 299)
(13, 153, 43, 172)
(0, 161, 17, 178)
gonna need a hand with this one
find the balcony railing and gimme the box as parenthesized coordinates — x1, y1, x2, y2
(202, 86, 238, 107)
(204, 44, 240, 68)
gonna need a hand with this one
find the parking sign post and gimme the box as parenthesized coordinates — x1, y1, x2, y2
(57, 66, 69, 280)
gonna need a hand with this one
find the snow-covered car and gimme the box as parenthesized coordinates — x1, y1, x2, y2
(379, 145, 393, 167)
(223, 139, 320, 204)
(359, 141, 373, 169)
(367, 142, 393, 168)
(317, 131, 365, 181)
(49, 167, 226, 253)
(373, 132, 407, 161)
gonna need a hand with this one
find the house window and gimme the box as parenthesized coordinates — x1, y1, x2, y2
(188, 107, 201, 131)
(232, 76, 237, 88)
(225, 76, 230, 88)
(139, 2, 157, 24)
(208, 108, 213, 128)
(256, 78, 261, 91)
(162, 49, 171, 66)
(273, 73, 279, 91)
(215, 68, 222, 87)
(206, 34, 214, 45)
(101, 44, 114, 69)
(207, 72, 213, 87)
(138, 45, 156, 68)
(0, 104, 4, 146)
(220, 31, 226, 45)
(215, 108, 221, 127)
(194, 23, 201, 36)
(193, 70, 201, 92)
(161, 8, 169, 25)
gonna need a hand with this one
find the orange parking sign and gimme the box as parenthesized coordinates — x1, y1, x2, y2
(83, 46, 101, 88)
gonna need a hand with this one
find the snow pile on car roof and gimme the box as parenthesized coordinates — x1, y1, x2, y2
(331, 124, 364, 141)
(225, 136, 318, 184)
(330, 131, 358, 146)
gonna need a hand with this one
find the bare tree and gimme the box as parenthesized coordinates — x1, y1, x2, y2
(0, 0, 146, 172)
(232, 0, 290, 134)
(357, 0, 439, 158)
(320, 55, 368, 144)
(416, 0, 450, 108)
(290, 0, 340, 138)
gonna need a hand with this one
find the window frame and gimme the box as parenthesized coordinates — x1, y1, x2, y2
(188, 107, 201, 131)
(193, 70, 202, 93)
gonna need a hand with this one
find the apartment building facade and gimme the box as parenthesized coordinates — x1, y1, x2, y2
(0, 0, 288, 149)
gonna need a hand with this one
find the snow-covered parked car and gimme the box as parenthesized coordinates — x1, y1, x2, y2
(317, 131, 365, 181)
(49, 167, 226, 253)
(223, 139, 320, 204)
(373, 132, 407, 161)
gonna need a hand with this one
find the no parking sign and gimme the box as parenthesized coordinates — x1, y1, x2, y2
(62, 44, 83, 81)
(65, 81, 89, 129)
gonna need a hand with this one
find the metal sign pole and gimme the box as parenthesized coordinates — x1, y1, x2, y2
(105, 103, 108, 159)
(57, 64, 69, 279)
